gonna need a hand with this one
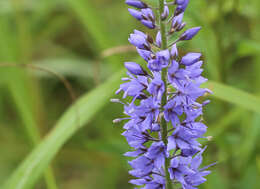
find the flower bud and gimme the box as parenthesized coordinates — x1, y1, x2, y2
(128, 8, 142, 20)
(141, 20, 155, 29)
(129, 32, 148, 49)
(136, 48, 151, 61)
(170, 44, 178, 58)
(171, 12, 184, 29)
(156, 31, 161, 47)
(176, 22, 186, 31)
(141, 8, 155, 21)
(181, 52, 201, 66)
(175, 0, 189, 15)
(124, 62, 147, 76)
(179, 27, 201, 40)
(125, 0, 148, 9)
(161, 6, 169, 20)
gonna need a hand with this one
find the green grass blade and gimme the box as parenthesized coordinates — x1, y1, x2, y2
(0, 6, 58, 189)
(3, 70, 124, 189)
(203, 81, 260, 114)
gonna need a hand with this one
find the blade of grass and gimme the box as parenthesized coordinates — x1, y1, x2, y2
(0, 2, 58, 188)
(203, 81, 260, 114)
(3, 69, 125, 189)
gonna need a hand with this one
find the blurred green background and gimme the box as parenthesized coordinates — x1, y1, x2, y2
(0, 0, 260, 188)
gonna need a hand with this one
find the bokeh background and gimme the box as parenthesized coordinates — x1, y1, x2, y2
(0, 0, 260, 188)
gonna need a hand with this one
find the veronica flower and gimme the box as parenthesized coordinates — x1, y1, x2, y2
(114, 0, 214, 188)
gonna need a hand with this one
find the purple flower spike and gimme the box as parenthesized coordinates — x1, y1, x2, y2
(180, 26, 201, 40)
(125, 0, 147, 9)
(181, 52, 202, 66)
(117, 1, 213, 188)
(124, 62, 147, 76)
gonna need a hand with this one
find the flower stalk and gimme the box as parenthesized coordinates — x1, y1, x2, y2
(114, 1, 215, 188)
(158, 0, 173, 189)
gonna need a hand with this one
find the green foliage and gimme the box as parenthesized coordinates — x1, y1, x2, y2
(0, 0, 259, 188)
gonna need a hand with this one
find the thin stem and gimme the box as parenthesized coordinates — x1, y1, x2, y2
(158, 0, 173, 189)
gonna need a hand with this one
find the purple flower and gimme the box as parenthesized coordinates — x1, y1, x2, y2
(128, 8, 143, 20)
(156, 31, 162, 47)
(145, 141, 167, 168)
(168, 156, 195, 185)
(126, 0, 147, 9)
(148, 50, 170, 71)
(122, 127, 148, 149)
(129, 155, 154, 177)
(167, 126, 202, 154)
(164, 99, 183, 127)
(171, 44, 178, 58)
(137, 48, 152, 61)
(141, 8, 156, 29)
(183, 149, 212, 188)
(181, 53, 202, 66)
(171, 12, 184, 30)
(161, 6, 169, 20)
(168, 60, 189, 85)
(180, 27, 201, 41)
(147, 73, 165, 100)
(116, 72, 148, 99)
(129, 30, 149, 49)
(125, 62, 147, 76)
(141, 19, 156, 29)
(175, 0, 189, 15)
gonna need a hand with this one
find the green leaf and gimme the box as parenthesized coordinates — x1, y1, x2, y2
(203, 81, 260, 114)
(3, 70, 124, 189)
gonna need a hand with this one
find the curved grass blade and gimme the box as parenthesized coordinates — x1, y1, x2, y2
(3, 70, 124, 189)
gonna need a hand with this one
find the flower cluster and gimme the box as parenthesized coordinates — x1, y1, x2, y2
(113, 1, 214, 188)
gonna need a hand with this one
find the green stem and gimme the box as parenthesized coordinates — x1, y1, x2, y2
(158, 0, 173, 189)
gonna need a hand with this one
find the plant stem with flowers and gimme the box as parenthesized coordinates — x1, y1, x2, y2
(158, 0, 173, 188)
(113, 1, 216, 188)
